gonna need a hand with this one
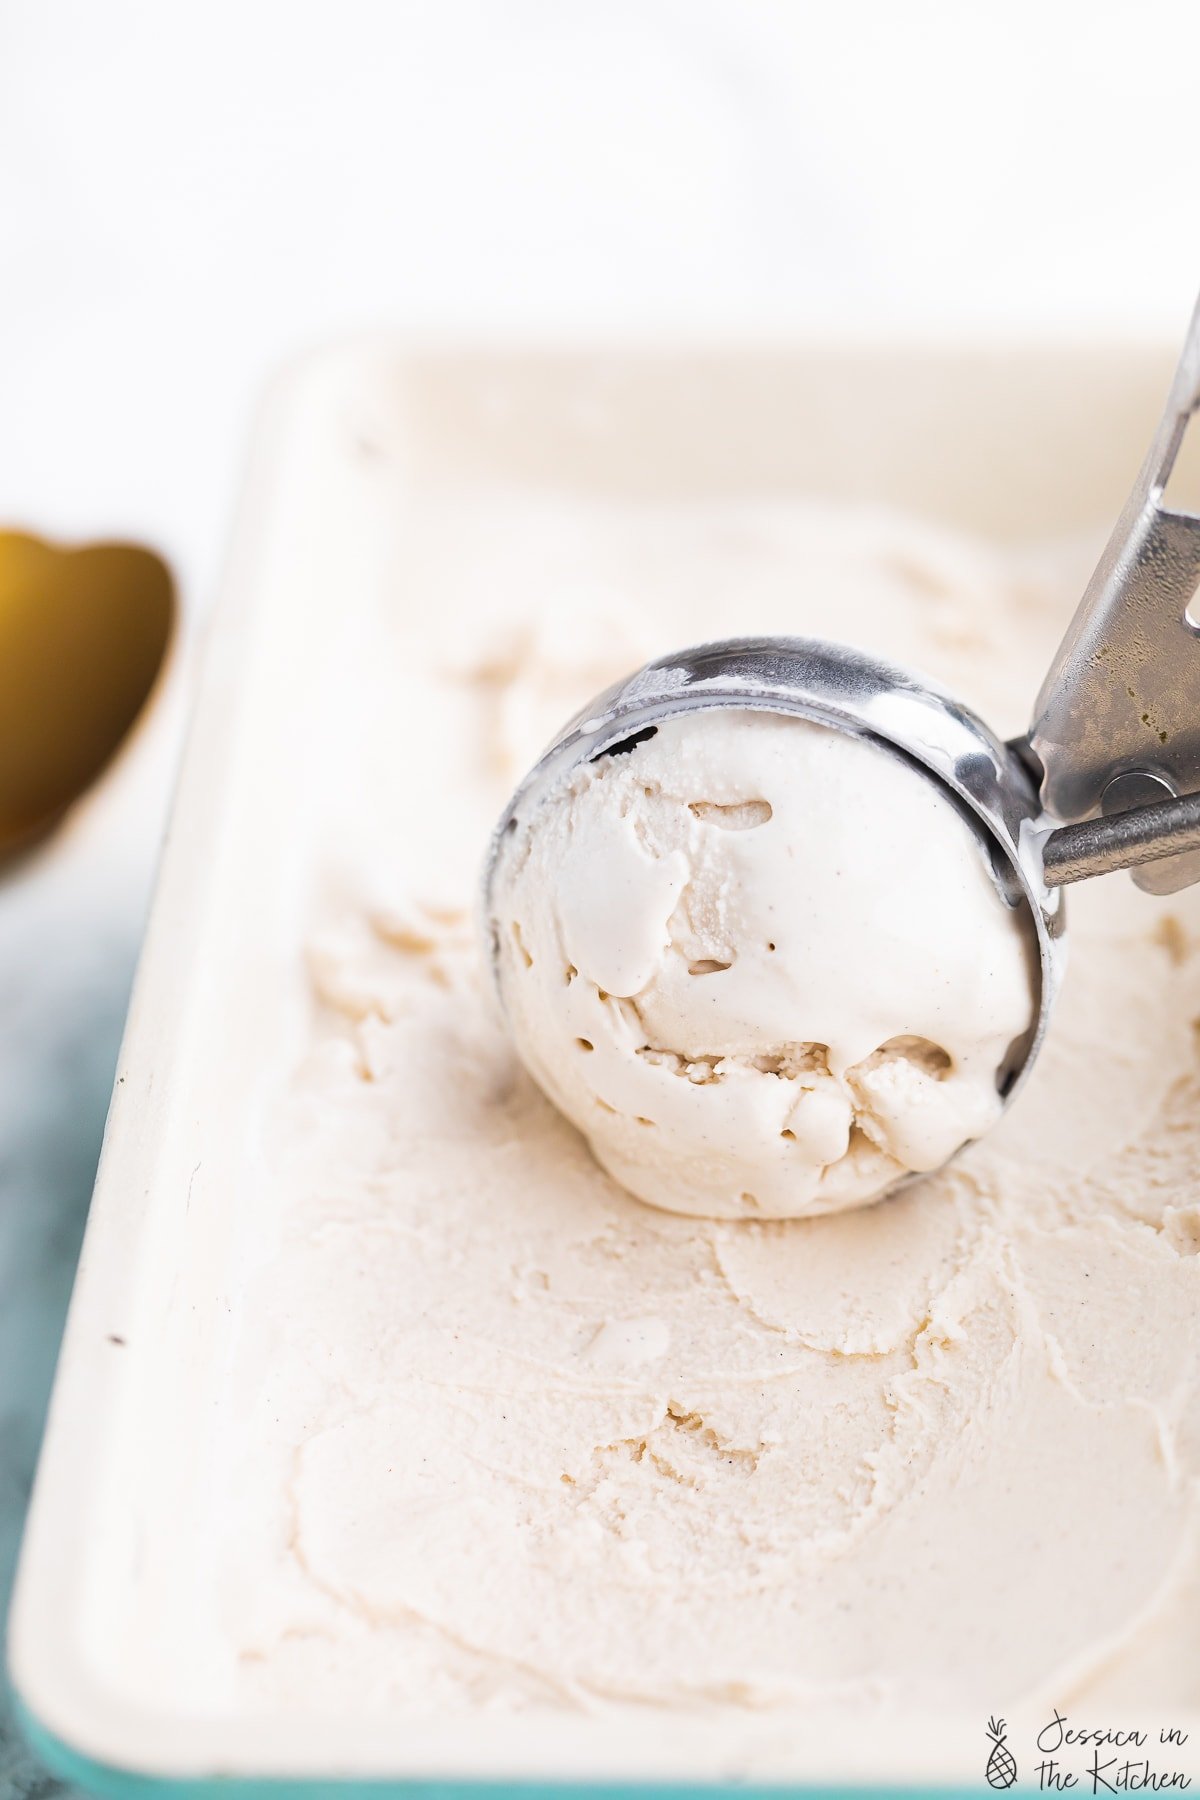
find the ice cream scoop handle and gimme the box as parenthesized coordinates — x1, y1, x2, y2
(1026, 289, 1200, 846)
(1041, 788, 1200, 886)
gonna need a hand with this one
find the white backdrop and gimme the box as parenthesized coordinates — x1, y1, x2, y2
(3, 0, 1200, 599)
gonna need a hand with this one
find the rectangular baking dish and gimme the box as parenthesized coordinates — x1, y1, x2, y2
(6, 336, 1184, 1798)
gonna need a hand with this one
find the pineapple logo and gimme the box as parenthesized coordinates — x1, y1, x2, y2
(985, 1715, 1018, 1789)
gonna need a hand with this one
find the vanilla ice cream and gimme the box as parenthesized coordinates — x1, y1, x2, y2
(204, 491, 1200, 1740)
(491, 705, 1036, 1217)
(76, 475, 1200, 1776)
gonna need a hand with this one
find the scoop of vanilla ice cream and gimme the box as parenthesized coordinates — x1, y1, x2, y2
(492, 707, 1036, 1218)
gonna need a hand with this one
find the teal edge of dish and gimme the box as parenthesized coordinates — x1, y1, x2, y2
(15, 1693, 994, 1800)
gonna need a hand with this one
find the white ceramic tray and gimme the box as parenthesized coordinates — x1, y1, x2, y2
(6, 337, 1186, 1796)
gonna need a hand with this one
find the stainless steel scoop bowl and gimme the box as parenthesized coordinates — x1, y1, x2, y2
(484, 289, 1200, 1135)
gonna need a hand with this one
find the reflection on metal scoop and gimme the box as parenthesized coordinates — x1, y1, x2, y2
(484, 289, 1200, 1146)
(0, 531, 175, 865)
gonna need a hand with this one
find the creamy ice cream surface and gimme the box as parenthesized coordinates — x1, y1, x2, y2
(491, 706, 1036, 1217)
(161, 487, 1200, 1761)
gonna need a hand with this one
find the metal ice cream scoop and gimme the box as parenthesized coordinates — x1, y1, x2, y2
(484, 291, 1200, 1123)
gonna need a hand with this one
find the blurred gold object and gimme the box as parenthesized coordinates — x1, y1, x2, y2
(0, 531, 174, 860)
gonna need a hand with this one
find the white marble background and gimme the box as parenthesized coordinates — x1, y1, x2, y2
(2, 1, 1198, 1790)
